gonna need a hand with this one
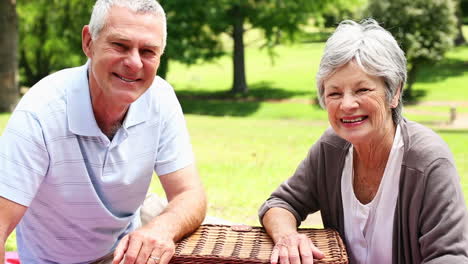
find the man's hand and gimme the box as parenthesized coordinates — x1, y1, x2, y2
(270, 232, 324, 264)
(113, 164, 206, 264)
(112, 224, 175, 264)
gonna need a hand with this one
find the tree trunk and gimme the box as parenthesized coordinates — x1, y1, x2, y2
(454, 0, 466, 46)
(0, 0, 19, 112)
(231, 5, 247, 94)
(405, 63, 419, 101)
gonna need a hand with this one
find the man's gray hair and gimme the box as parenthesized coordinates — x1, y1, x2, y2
(316, 19, 407, 124)
(88, 0, 167, 52)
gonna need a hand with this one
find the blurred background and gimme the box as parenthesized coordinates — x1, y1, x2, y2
(1, 0, 467, 252)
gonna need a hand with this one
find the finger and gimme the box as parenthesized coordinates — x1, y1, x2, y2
(279, 245, 290, 264)
(270, 246, 280, 264)
(287, 243, 301, 264)
(123, 237, 143, 264)
(309, 239, 325, 259)
(298, 237, 314, 264)
(134, 241, 153, 264)
(113, 235, 130, 264)
(158, 247, 175, 264)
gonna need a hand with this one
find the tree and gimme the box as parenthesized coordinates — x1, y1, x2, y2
(17, 0, 223, 84)
(206, 0, 344, 94)
(367, 0, 458, 99)
(0, 0, 19, 112)
(158, 0, 224, 79)
(455, 0, 467, 45)
(17, 0, 94, 87)
(320, 0, 367, 28)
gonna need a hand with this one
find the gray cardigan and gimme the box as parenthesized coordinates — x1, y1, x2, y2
(259, 119, 468, 264)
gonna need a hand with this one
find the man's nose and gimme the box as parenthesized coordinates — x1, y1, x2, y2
(124, 49, 143, 71)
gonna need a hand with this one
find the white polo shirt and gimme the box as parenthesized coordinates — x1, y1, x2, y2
(0, 63, 194, 263)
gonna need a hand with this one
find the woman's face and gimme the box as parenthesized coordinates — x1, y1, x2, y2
(323, 61, 397, 146)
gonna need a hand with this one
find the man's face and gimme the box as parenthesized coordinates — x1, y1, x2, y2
(83, 6, 164, 107)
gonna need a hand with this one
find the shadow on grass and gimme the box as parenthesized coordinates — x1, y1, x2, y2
(177, 81, 313, 117)
(403, 89, 428, 105)
(176, 81, 311, 101)
(180, 99, 261, 117)
(298, 31, 332, 43)
(417, 58, 468, 83)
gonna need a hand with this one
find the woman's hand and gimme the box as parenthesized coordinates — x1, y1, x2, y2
(270, 232, 325, 264)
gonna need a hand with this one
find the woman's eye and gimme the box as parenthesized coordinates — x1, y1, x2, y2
(357, 88, 370, 93)
(326, 92, 340, 98)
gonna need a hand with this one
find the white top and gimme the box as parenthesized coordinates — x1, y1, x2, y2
(0, 63, 194, 263)
(341, 125, 404, 264)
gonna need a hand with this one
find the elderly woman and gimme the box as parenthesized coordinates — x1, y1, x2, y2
(259, 19, 468, 264)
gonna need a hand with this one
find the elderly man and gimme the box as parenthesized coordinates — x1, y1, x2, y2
(0, 0, 206, 263)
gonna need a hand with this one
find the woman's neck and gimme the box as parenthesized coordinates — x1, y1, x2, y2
(352, 123, 397, 204)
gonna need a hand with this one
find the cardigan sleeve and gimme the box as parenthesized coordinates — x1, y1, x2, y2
(418, 157, 468, 263)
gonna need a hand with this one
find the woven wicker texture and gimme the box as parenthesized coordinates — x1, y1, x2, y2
(170, 224, 348, 264)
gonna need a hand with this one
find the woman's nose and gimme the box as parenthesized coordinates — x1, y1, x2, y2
(340, 93, 358, 112)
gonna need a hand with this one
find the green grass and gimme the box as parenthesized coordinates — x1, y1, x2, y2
(169, 115, 468, 225)
(412, 45, 468, 102)
(0, 113, 10, 132)
(168, 42, 468, 104)
(167, 42, 325, 98)
(2, 111, 468, 251)
(150, 115, 327, 224)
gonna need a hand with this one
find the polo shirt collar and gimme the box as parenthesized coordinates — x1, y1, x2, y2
(123, 85, 152, 129)
(67, 62, 102, 137)
(67, 61, 152, 136)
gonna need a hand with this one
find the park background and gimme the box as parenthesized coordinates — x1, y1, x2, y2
(1, 0, 468, 252)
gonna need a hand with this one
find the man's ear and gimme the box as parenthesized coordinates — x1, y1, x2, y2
(82, 25, 93, 59)
(390, 85, 402, 108)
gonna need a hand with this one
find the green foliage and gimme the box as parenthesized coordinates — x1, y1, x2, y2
(180, 0, 362, 93)
(207, 0, 349, 47)
(158, 0, 225, 78)
(366, 0, 458, 98)
(319, 0, 367, 28)
(17, 0, 93, 86)
(367, 0, 457, 63)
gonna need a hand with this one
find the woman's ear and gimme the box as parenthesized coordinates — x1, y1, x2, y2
(390, 85, 402, 108)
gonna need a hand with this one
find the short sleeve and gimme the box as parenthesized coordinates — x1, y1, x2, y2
(0, 110, 50, 206)
(153, 89, 194, 176)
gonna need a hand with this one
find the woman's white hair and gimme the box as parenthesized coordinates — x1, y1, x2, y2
(88, 0, 167, 52)
(316, 19, 407, 124)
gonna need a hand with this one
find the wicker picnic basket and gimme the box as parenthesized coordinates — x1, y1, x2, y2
(170, 224, 348, 264)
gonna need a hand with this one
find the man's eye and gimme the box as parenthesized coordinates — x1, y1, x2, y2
(112, 42, 125, 49)
(142, 49, 155, 55)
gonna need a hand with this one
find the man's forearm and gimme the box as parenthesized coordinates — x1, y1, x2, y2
(0, 239, 5, 264)
(148, 188, 206, 242)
